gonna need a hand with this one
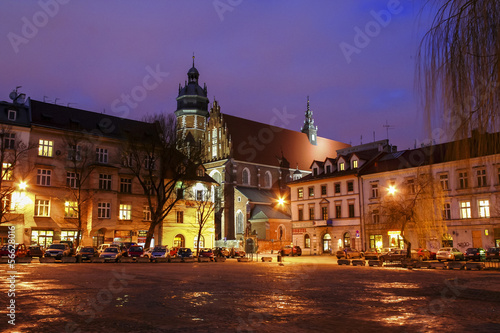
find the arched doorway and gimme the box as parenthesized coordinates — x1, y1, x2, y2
(174, 234, 185, 248)
(93, 228, 106, 247)
(323, 233, 331, 253)
(343, 232, 351, 248)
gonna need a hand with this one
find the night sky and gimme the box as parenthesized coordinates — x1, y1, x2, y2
(1, 0, 436, 150)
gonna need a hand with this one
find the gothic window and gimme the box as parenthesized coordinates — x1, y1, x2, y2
(242, 168, 250, 185)
(236, 211, 244, 234)
(264, 171, 272, 188)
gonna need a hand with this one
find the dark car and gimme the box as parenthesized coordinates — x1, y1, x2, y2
(177, 247, 193, 258)
(0, 244, 28, 258)
(280, 245, 302, 256)
(27, 245, 45, 258)
(76, 246, 98, 261)
(364, 248, 381, 260)
(464, 248, 486, 261)
(199, 248, 215, 261)
(213, 247, 230, 258)
(486, 247, 500, 261)
(99, 247, 122, 262)
(379, 249, 419, 262)
(336, 248, 363, 259)
(127, 245, 144, 258)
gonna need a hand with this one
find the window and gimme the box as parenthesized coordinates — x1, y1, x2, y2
(297, 188, 303, 199)
(347, 181, 354, 192)
(309, 206, 315, 220)
(61, 230, 79, 242)
(236, 211, 244, 234)
(96, 148, 108, 163)
(334, 183, 341, 194)
(372, 210, 379, 224)
(371, 183, 379, 198)
(194, 235, 205, 248)
(477, 169, 487, 187)
(34, 198, 50, 216)
(99, 174, 112, 190)
(321, 206, 328, 220)
(348, 203, 355, 218)
(339, 162, 345, 171)
(196, 189, 205, 201)
(242, 168, 250, 185)
(176, 211, 183, 223)
(369, 234, 382, 249)
(460, 201, 471, 219)
(173, 234, 185, 248)
(313, 168, 318, 176)
(143, 205, 151, 221)
(4, 133, 15, 149)
(119, 204, 131, 220)
(64, 201, 78, 218)
(120, 178, 132, 193)
(144, 155, 155, 170)
(2, 163, 12, 181)
(326, 165, 331, 173)
(458, 171, 468, 189)
(407, 179, 415, 194)
(443, 203, 451, 220)
(68, 145, 81, 161)
(335, 203, 342, 218)
(8, 110, 16, 121)
(352, 160, 358, 168)
(478, 199, 490, 218)
(308, 187, 314, 197)
(321, 185, 327, 196)
(298, 208, 303, 221)
(38, 139, 53, 157)
(98, 202, 111, 218)
(304, 234, 311, 248)
(264, 171, 272, 188)
(440, 174, 449, 190)
(66, 172, 80, 188)
(37, 169, 51, 186)
(2, 194, 11, 211)
(144, 180, 153, 195)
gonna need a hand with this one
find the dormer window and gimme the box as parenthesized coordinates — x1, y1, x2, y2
(7, 110, 16, 121)
(352, 160, 358, 168)
(326, 165, 331, 173)
(313, 168, 318, 176)
(339, 162, 345, 171)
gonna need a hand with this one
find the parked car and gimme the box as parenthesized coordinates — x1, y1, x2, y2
(464, 247, 486, 261)
(380, 248, 398, 256)
(0, 244, 28, 258)
(170, 247, 180, 257)
(486, 247, 500, 261)
(336, 248, 363, 259)
(127, 245, 144, 258)
(27, 245, 45, 258)
(76, 246, 98, 261)
(97, 244, 112, 254)
(146, 245, 169, 260)
(99, 247, 122, 262)
(59, 240, 75, 255)
(436, 247, 464, 261)
(280, 245, 302, 256)
(44, 243, 71, 259)
(230, 248, 246, 258)
(364, 248, 381, 260)
(213, 247, 230, 258)
(415, 248, 436, 260)
(379, 249, 419, 262)
(177, 247, 193, 258)
(198, 248, 215, 261)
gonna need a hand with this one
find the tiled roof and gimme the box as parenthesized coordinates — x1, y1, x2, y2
(249, 204, 290, 220)
(221, 114, 349, 170)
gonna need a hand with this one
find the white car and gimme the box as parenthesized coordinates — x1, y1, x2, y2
(44, 243, 71, 259)
(97, 244, 112, 255)
(436, 247, 464, 261)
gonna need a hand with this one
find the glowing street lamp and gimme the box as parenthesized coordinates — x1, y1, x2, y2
(18, 181, 27, 191)
(277, 197, 285, 206)
(387, 185, 397, 195)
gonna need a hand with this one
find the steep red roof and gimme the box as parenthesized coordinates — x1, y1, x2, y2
(221, 114, 349, 170)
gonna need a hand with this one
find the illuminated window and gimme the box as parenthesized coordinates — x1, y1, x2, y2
(119, 204, 131, 220)
(298, 188, 303, 199)
(2, 163, 12, 181)
(34, 199, 50, 216)
(478, 200, 490, 218)
(98, 202, 111, 218)
(2, 194, 11, 211)
(304, 234, 311, 248)
(38, 139, 53, 157)
(37, 169, 51, 186)
(352, 160, 358, 168)
(339, 162, 345, 171)
(460, 201, 471, 219)
(173, 234, 185, 247)
(64, 201, 78, 218)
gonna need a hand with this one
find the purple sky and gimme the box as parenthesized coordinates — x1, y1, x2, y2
(1, 0, 437, 150)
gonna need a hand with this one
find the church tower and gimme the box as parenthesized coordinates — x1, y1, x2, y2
(175, 56, 209, 148)
(301, 97, 318, 145)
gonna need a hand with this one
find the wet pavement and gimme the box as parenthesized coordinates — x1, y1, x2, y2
(1, 256, 500, 333)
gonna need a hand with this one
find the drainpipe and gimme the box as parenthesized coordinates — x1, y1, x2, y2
(358, 175, 365, 252)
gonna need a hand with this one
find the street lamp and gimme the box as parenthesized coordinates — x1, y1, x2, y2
(18, 181, 27, 191)
(387, 185, 397, 195)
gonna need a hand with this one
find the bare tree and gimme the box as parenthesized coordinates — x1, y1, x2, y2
(190, 184, 215, 258)
(122, 114, 198, 249)
(60, 132, 98, 248)
(379, 170, 447, 257)
(418, 1, 500, 142)
(0, 125, 35, 224)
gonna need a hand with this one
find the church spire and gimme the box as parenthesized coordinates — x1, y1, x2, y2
(301, 96, 318, 145)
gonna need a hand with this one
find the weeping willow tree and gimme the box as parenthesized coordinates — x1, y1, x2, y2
(418, 0, 500, 145)
(380, 169, 447, 257)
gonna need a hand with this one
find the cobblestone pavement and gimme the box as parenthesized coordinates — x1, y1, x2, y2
(1, 256, 499, 333)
